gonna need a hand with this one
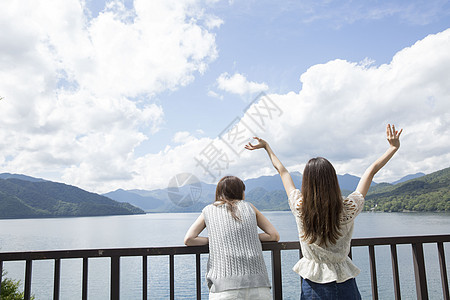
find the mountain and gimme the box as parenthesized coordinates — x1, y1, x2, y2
(244, 173, 363, 210)
(246, 169, 448, 212)
(338, 174, 364, 196)
(244, 172, 365, 193)
(102, 168, 447, 213)
(103, 189, 164, 211)
(368, 173, 427, 194)
(245, 188, 289, 211)
(365, 167, 449, 212)
(103, 172, 369, 212)
(0, 173, 46, 182)
(104, 174, 299, 213)
(367, 182, 393, 194)
(244, 172, 366, 202)
(5, 168, 440, 219)
(244, 172, 302, 192)
(104, 182, 218, 213)
(0, 178, 144, 219)
(392, 172, 425, 184)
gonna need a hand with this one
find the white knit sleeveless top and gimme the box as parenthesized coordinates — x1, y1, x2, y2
(202, 201, 271, 292)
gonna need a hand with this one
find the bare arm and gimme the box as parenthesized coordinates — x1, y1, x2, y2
(184, 214, 208, 246)
(356, 124, 403, 197)
(249, 203, 280, 242)
(245, 137, 296, 197)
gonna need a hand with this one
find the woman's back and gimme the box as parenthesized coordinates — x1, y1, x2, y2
(288, 189, 365, 283)
(202, 201, 270, 292)
(184, 175, 278, 299)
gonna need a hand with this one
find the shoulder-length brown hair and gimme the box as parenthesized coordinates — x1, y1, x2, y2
(215, 176, 245, 220)
(300, 157, 343, 246)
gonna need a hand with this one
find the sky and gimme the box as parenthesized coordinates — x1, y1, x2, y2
(1, 0, 449, 193)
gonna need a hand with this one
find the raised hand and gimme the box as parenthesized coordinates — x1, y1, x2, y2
(245, 137, 296, 196)
(387, 124, 402, 149)
(356, 124, 403, 197)
(244, 137, 268, 151)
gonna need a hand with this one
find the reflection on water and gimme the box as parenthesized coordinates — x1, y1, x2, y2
(1, 212, 449, 299)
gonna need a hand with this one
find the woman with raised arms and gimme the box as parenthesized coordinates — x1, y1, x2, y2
(245, 124, 402, 299)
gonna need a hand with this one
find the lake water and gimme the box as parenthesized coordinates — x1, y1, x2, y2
(1, 211, 449, 299)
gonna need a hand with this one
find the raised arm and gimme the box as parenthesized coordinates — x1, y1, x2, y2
(250, 203, 280, 242)
(356, 124, 403, 197)
(184, 214, 208, 246)
(245, 137, 296, 197)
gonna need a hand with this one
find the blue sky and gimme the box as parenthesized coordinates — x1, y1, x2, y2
(1, 0, 449, 193)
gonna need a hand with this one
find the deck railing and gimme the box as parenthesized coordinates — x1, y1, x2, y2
(0, 234, 449, 300)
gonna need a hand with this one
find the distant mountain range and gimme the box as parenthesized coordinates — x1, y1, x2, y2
(0, 175, 144, 219)
(1, 168, 445, 219)
(103, 170, 432, 213)
(103, 182, 218, 213)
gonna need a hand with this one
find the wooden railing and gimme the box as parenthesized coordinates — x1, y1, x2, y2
(0, 234, 449, 300)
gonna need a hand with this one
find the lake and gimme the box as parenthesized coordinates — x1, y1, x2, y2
(1, 211, 449, 299)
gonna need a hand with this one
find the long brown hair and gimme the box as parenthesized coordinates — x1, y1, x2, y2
(214, 176, 245, 220)
(300, 157, 343, 246)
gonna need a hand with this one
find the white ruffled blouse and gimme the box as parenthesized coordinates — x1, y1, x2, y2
(288, 189, 365, 283)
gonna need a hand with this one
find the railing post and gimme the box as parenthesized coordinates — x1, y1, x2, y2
(368, 245, 378, 300)
(111, 256, 120, 300)
(271, 244, 282, 300)
(24, 259, 32, 300)
(0, 260, 3, 297)
(196, 254, 201, 300)
(82, 257, 88, 300)
(437, 242, 449, 300)
(390, 244, 401, 300)
(53, 258, 61, 300)
(169, 254, 175, 300)
(143, 256, 148, 300)
(412, 243, 428, 300)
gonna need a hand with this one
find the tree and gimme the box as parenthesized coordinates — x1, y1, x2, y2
(1, 270, 35, 300)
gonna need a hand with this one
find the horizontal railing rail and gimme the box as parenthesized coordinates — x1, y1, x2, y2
(0, 234, 449, 300)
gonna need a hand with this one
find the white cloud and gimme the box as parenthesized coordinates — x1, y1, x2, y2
(204, 15, 224, 29)
(126, 29, 450, 189)
(1, 0, 449, 193)
(217, 72, 269, 97)
(207, 90, 224, 99)
(123, 137, 215, 191)
(236, 29, 450, 183)
(0, 0, 219, 192)
(173, 131, 195, 144)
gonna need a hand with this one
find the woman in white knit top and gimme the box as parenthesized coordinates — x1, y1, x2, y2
(245, 124, 402, 299)
(184, 175, 280, 299)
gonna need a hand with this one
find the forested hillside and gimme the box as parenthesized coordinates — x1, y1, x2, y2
(246, 167, 449, 212)
(0, 178, 144, 219)
(246, 188, 290, 211)
(364, 167, 450, 212)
